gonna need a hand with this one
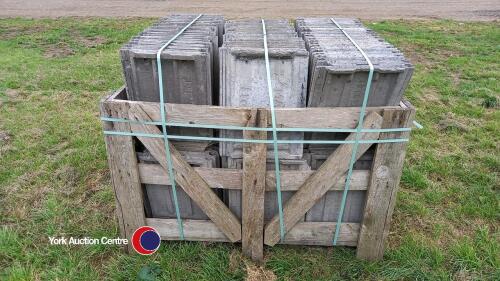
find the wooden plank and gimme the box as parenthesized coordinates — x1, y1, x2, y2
(146, 218, 229, 242)
(128, 103, 242, 242)
(264, 112, 383, 246)
(281, 222, 360, 246)
(103, 88, 401, 129)
(139, 164, 240, 188)
(305, 190, 366, 223)
(267, 170, 369, 191)
(138, 164, 370, 191)
(241, 109, 267, 261)
(100, 98, 145, 253)
(357, 108, 415, 260)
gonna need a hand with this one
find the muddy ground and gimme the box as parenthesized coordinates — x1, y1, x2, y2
(0, 0, 498, 20)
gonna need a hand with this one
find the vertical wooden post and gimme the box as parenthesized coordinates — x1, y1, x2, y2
(101, 101, 145, 253)
(242, 109, 267, 262)
(357, 107, 415, 260)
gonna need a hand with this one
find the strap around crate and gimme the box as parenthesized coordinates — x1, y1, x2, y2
(261, 19, 286, 241)
(329, 18, 375, 245)
(155, 14, 204, 240)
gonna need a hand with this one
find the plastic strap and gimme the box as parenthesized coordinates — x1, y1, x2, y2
(156, 14, 203, 240)
(330, 18, 374, 245)
(262, 19, 285, 241)
(100, 117, 413, 133)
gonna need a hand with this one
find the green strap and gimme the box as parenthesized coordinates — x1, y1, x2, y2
(262, 19, 286, 241)
(330, 18, 376, 245)
(155, 14, 203, 240)
(413, 120, 423, 129)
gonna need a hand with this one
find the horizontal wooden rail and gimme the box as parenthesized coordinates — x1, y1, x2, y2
(281, 222, 359, 246)
(138, 163, 370, 191)
(146, 218, 359, 246)
(146, 218, 230, 242)
(102, 87, 408, 129)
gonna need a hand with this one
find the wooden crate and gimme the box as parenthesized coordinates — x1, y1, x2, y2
(100, 87, 415, 261)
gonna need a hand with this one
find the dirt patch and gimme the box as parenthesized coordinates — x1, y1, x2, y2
(85, 169, 110, 194)
(245, 262, 276, 281)
(47, 141, 69, 155)
(41, 31, 107, 58)
(0, 131, 11, 143)
(451, 71, 462, 87)
(0, 25, 48, 40)
(5, 88, 20, 99)
(437, 112, 470, 132)
(0, 130, 14, 157)
(228, 249, 245, 273)
(76, 35, 107, 48)
(43, 42, 75, 58)
(454, 269, 477, 281)
(55, 165, 80, 194)
(418, 88, 443, 105)
(396, 43, 435, 69)
(435, 48, 464, 60)
(47, 142, 78, 162)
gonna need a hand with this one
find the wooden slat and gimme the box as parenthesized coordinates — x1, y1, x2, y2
(100, 98, 145, 253)
(146, 218, 359, 246)
(281, 222, 360, 246)
(128, 103, 242, 242)
(138, 164, 370, 191)
(103, 88, 402, 129)
(242, 109, 267, 261)
(146, 218, 229, 242)
(264, 112, 383, 246)
(356, 108, 415, 260)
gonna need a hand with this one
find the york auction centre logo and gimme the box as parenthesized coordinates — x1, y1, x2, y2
(131, 226, 161, 255)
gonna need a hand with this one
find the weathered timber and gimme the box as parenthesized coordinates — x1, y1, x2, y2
(100, 96, 145, 253)
(128, 103, 242, 242)
(264, 112, 383, 246)
(241, 109, 267, 261)
(147, 218, 229, 242)
(356, 107, 415, 260)
(138, 163, 370, 191)
(281, 222, 359, 246)
(101, 88, 399, 130)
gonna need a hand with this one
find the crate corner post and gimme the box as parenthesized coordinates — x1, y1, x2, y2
(356, 107, 415, 260)
(101, 99, 146, 253)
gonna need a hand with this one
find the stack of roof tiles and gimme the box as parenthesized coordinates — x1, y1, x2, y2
(296, 17, 414, 151)
(295, 17, 413, 107)
(120, 14, 224, 220)
(219, 19, 309, 160)
(120, 14, 223, 105)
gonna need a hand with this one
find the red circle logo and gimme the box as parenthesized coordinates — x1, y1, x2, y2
(131, 226, 161, 255)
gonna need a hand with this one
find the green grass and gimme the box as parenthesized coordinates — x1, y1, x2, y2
(0, 17, 499, 280)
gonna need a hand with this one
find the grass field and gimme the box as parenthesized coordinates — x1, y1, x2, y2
(0, 18, 498, 280)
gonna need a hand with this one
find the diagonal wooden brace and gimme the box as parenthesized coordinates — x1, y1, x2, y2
(128, 103, 242, 242)
(264, 112, 383, 246)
